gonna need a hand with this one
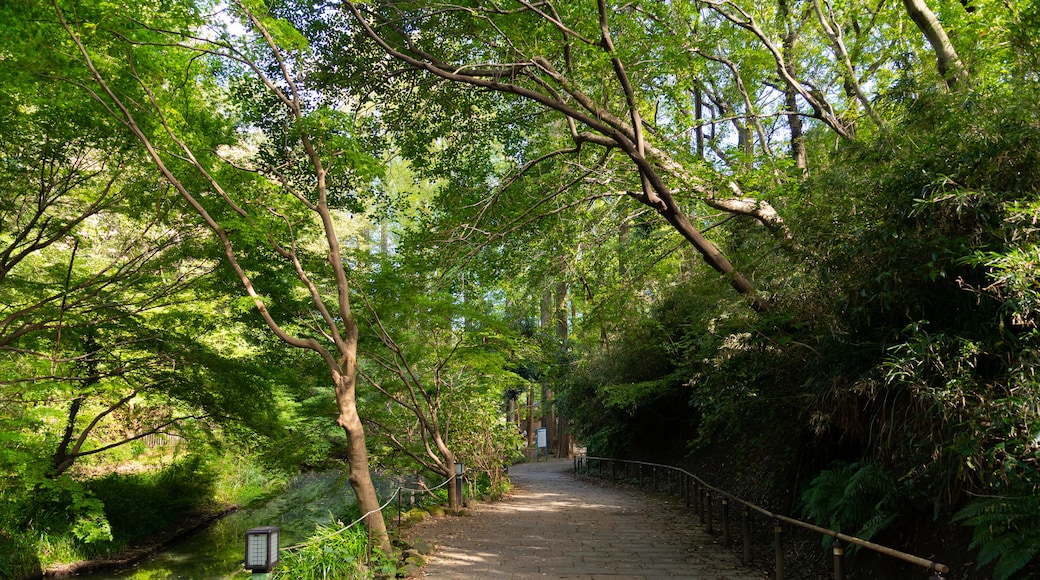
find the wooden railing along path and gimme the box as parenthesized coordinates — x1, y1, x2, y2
(575, 455, 949, 580)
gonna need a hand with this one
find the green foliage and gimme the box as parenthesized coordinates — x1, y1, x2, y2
(794, 86, 1040, 570)
(448, 398, 524, 497)
(6, 0, 1040, 576)
(89, 456, 217, 544)
(0, 530, 41, 580)
(0, 455, 220, 571)
(800, 461, 901, 547)
(355, 248, 528, 485)
(0, 8, 303, 569)
(954, 491, 1040, 580)
(469, 469, 512, 500)
(210, 448, 291, 507)
(272, 519, 397, 580)
(34, 476, 113, 546)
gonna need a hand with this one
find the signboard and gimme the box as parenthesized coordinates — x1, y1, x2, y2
(536, 427, 548, 449)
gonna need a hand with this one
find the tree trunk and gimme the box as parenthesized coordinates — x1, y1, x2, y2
(556, 417, 571, 458)
(51, 396, 85, 477)
(448, 469, 461, 513)
(538, 288, 553, 450)
(656, 206, 767, 311)
(505, 392, 517, 424)
(550, 281, 569, 454)
(541, 379, 554, 452)
(694, 86, 705, 158)
(430, 445, 460, 513)
(50, 331, 100, 477)
(333, 336, 391, 553)
(554, 281, 568, 342)
(785, 85, 807, 173)
(737, 124, 753, 161)
(526, 382, 536, 451)
(902, 0, 968, 89)
(779, 0, 808, 174)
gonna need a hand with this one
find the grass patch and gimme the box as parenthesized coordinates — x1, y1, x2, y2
(210, 450, 289, 507)
(89, 455, 216, 545)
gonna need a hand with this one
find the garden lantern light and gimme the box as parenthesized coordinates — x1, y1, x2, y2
(244, 525, 279, 576)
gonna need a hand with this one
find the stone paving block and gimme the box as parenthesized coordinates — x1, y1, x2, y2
(406, 459, 768, 579)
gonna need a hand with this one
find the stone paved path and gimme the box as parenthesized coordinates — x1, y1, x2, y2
(405, 459, 768, 579)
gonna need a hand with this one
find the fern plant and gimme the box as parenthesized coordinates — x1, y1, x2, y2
(801, 461, 901, 548)
(954, 492, 1040, 580)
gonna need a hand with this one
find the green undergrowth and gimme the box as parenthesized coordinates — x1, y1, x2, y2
(273, 466, 512, 580)
(272, 511, 398, 580)
(0, 450, 290, 580)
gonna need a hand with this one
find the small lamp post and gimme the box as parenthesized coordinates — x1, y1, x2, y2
(244, 526, 280, 579)
(454, 462, 465, 513)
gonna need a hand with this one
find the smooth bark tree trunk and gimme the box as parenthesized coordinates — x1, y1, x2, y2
(334, 335, 391, 553)
(779, 0, 808, 174)
(433, 445, 460, 513)
(902, 0, 968, 89)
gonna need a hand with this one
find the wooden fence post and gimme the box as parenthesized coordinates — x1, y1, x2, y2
(833, 539, 845, 580)
(705, 490, 713, 534)
(722, 499, 730, 545)
(742, 506, 752, 565)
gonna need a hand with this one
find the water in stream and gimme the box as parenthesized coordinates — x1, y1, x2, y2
(76, 471, 406, 580)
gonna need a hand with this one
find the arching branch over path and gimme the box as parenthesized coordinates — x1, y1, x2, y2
(343, 1, 775, 310)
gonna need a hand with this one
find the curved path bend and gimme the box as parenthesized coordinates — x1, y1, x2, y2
(406, 459, 767, 579)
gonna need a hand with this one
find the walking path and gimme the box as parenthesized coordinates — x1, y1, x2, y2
(405, 459, 767, 579)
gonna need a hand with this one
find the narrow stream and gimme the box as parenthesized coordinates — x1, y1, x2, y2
(76, 471, 407, 580)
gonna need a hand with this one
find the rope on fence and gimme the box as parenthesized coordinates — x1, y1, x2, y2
(398, 475, 454, 494)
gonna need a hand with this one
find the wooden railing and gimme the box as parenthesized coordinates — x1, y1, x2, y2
(575, 455, 949, 580)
